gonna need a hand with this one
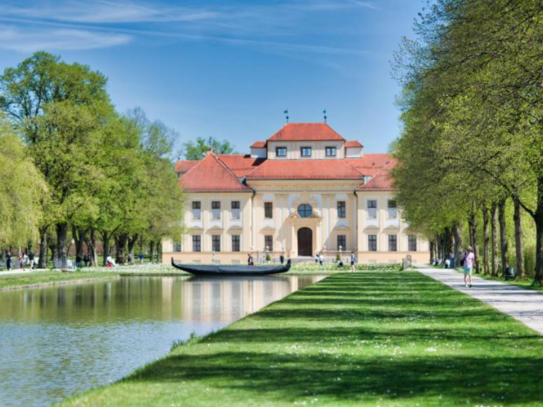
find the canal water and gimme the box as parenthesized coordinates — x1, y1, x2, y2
(0, 275, 325, 407)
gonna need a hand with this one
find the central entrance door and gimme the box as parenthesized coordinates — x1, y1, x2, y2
(297, 227, 313, 257)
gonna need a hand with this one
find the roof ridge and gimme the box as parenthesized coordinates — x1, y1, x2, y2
(179, 156, 205, 179)
(214, 154, 253, 188)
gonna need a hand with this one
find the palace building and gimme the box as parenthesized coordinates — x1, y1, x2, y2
(163, 123, 429, 264)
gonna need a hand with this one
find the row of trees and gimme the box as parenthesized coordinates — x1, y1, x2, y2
(392, 0, 543, 284)
(0, 52, 184, 267)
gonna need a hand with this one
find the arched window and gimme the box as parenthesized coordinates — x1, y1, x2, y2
(297, 204, 313, 218)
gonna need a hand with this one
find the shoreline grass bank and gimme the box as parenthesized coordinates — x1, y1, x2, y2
(61, 270, 543, 407)
(0, 270, 121, 291)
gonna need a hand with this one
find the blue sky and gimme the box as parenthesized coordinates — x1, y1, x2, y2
(0, 0, 425, 155)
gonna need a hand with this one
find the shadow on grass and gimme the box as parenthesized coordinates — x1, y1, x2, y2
(122, 272, 543, 405)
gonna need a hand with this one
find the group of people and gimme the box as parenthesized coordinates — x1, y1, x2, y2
(5, 250, 36, 271)
(247, 251, 357, 271)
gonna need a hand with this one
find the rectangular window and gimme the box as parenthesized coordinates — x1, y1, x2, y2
(388, 235, 397, 252)
(368, 235, 377, 251)
(232, 235, 241, 252)
(231, 201, 240, 220)
(174, 240, 182, 252)
(211, 201, 221, 220)
(264, 202, 273, 219)
(337, 235, 346, 251)
(337, 201, 346, 218)
(192, 235, 201, 252)
(388, 199, 397, 219)
(408, 235, 417, 252)
(325, 146, 337, 157)
(265, 235, 273, 252)
(212, 235, 221, 252)
(276, 147, 287, 157)
(300, 147, 312, 157)
(367, 200, 377, 219)
(192, 201, 201, 220)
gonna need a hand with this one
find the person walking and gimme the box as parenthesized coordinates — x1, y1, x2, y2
(28, 251, 35, 270)
(83, 254, 90, 267)
(314, 253, 319, 264)
(319, 253, 324, 267)
(463, 246, 475, 288)
(139, 252, 144, 265)
(247, 253, 254, 266)
(350, 251, 357, 273)
(6, 251, 12, 271)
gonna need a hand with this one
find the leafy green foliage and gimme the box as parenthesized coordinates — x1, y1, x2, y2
(0, 114, 47, 246)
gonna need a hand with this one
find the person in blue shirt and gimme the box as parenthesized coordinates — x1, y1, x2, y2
(350, 251, 357, 273)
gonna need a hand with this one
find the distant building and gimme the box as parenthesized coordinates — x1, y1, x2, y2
(163, 123, 429, 264)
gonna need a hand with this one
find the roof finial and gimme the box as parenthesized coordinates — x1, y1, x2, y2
(323, 109, 327, 123)
(284, 109, 289, 123)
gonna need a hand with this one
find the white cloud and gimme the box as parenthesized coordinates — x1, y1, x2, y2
(0, 0, 219, 24)
(348, 0, 379, 10)
(0, 25, 131, 52)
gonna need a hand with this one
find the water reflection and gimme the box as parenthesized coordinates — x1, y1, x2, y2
(0, 275, 325, 407)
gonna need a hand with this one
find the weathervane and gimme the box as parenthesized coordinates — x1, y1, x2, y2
(284, 109, 289, 123)
(323, 109, 327, 123)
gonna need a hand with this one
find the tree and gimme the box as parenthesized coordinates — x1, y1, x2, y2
(183, 137, 236, 160)
(0, 52, 113, 268)
(393, 0, 543, 284)
(0, 114, 47, 248)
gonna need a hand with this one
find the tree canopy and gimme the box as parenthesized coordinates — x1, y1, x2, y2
(183, 136, 236, 160)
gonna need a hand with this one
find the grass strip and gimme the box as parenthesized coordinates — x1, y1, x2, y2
(60, 271, 543, 406)
(0, 271, 120, 290)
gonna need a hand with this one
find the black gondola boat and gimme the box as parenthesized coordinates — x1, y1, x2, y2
(171, 258, 291, 276)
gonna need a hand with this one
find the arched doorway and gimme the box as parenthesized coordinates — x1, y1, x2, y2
(297, 227, 313, 257)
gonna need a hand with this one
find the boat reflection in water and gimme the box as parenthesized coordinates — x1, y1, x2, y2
(0, 274, 325, 407)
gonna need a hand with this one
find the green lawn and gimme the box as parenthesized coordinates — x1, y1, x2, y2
(61, 271, 543, 407)
(0, 270, 119, 290)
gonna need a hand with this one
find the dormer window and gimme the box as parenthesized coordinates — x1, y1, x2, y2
(276, 147, 287, 157)
(300, 147, 312, 157)
(325, 147, 336, 157)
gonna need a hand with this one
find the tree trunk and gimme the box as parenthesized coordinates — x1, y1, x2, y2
(452, 223, 463, 269)
(498, 199, 508, 274)
(156, 241, 161, 263)
(38, 227, 48, 269)
(128, 234, 139, 265)
(491, 203, 499, 276)
(115, 233, 129, 264)
(468, 206, 480, 273)
(84, 229, 98, 267)
(430, 241, 435, 264)
(149, 241, 155, 264)
(533, 177, 543, 285)
(482, 205, 490, 275)
(72, 226, 86, 260)
(513, 198, 525, 279)
(101, 231, 110, 266)
(56, 222, 69, 269)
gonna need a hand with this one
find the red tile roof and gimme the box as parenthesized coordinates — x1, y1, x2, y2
(251, 141, 266, 148)
(246, 159, 363, 180)
(357, 159, 397, 191)
(178, 153, 252, 193)
(345, 140, 363, 148)
(217, 155, 265, 177)
(347, 154, 392, 176)
(268, 123, 345, 142)
(175, 160, 198, 174)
